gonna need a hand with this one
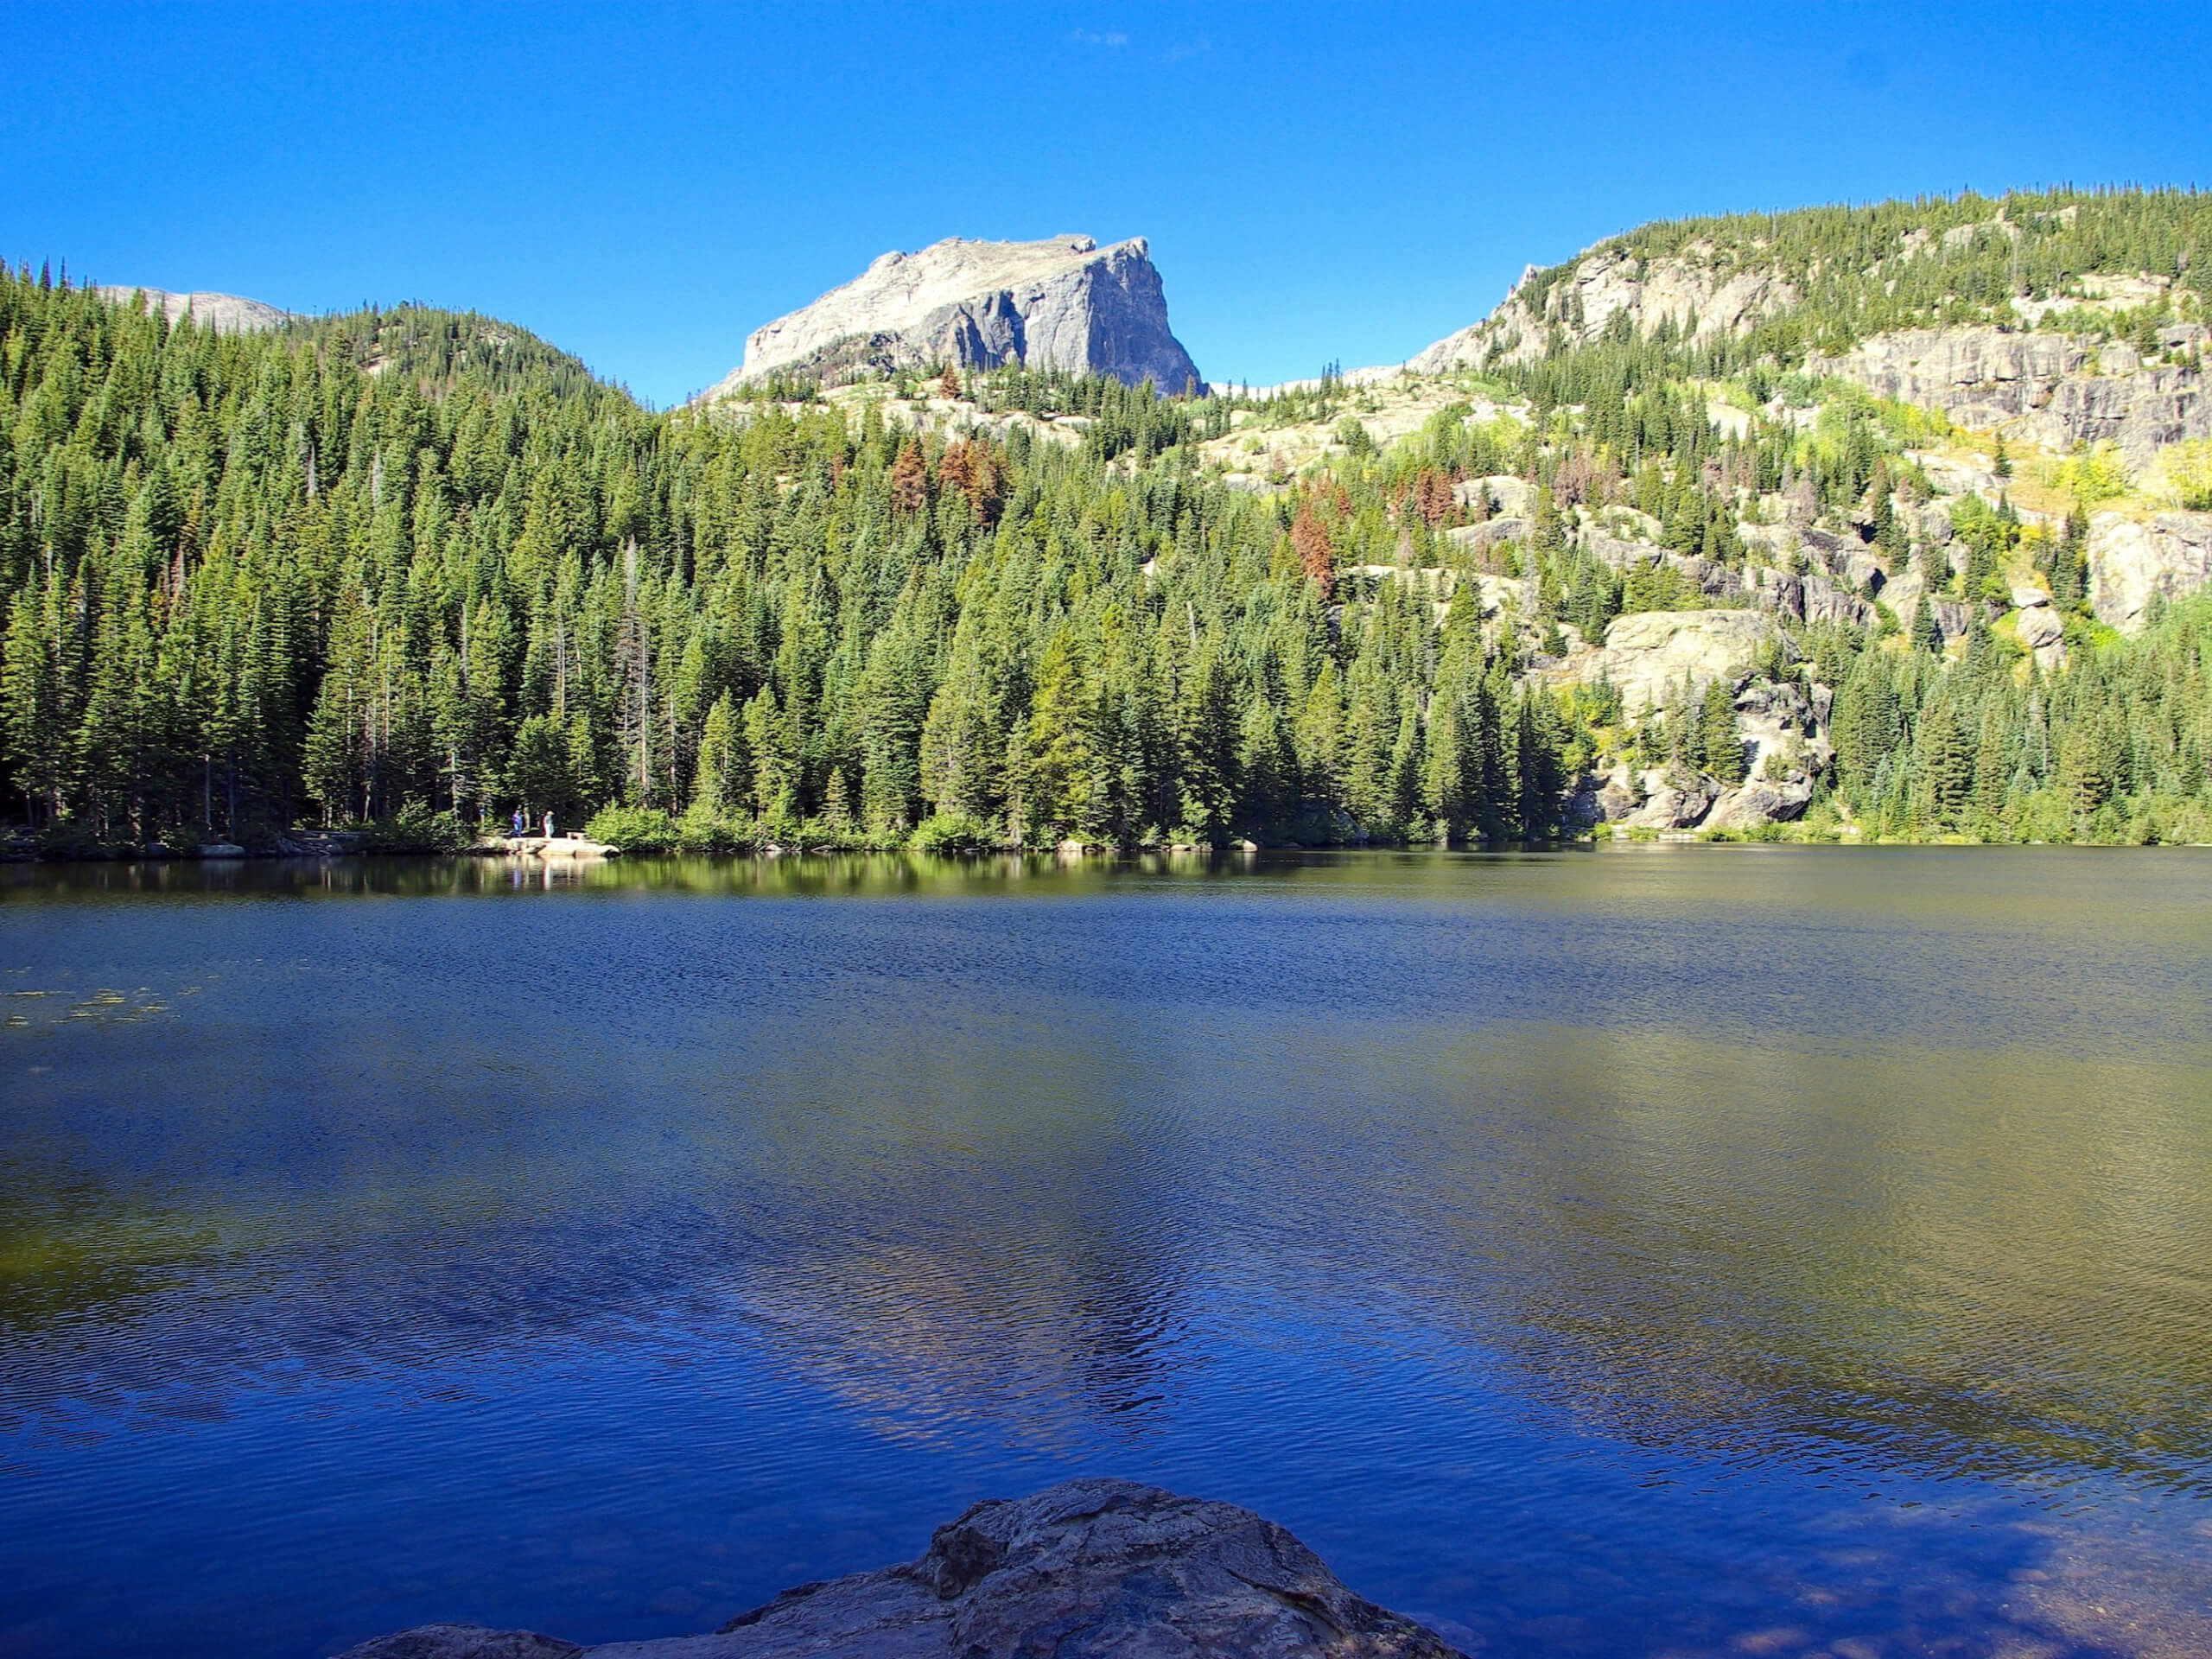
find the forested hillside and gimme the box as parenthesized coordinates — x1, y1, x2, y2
(3, 187, 2210, 855)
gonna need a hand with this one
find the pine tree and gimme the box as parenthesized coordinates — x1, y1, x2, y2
(1700, 678, 1746, 785)
(691, 693, 743, 812)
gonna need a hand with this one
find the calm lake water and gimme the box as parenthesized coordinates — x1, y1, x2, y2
(2, 848, 2209, 1659)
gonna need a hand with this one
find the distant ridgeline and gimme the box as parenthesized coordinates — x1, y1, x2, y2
(3, 186, 2210, 855)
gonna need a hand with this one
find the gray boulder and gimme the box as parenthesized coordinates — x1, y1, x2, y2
(336, 1479, 1466, 1659)
(339, 1632, 578, 1659)
(2088, 510, 2212, 632)
(1621, 766, 1721, 830)
(1802, 571, 1877, 630)
(1705, 779, 1814, 831)
(2015, 605, 2065, 651)
(1441, 517, 1528, 558)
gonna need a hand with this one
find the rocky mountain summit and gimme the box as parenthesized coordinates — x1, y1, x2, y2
(705, 235, 1202, 397)
(334, 1478, 1466, 1658)
(95, 285, 289, 334)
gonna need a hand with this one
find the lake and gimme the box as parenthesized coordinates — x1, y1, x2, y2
(2, 847, 2209, 1658)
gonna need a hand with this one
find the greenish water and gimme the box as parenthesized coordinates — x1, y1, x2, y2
(2, 847, 2209, 1657)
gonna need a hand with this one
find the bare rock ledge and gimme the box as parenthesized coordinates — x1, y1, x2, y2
(335, 1478, 1465, 1659)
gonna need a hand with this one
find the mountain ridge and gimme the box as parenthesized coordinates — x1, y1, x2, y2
(95, 284, 289, 334)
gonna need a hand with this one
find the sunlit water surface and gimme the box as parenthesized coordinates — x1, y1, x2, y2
(3, 848, 2209, 1658)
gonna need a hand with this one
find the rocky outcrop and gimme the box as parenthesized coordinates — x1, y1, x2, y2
(1613, 766, 1720, 830)
(96, 286, 289, 334)
(507, 835, 620, 860)
(709, 237, 1202, 396)
(2087, 510, 2212, 632)
(1399, 235, 2206, 471)
(1409, 245, 1799, 373)
(2007, 587, 2069, 670)
(336, 1479, 1465, 1659)
(1732, 677, 1830, 779)
(1808, 326, 2210, 470)
(1582, 533, 1751, 606)
(1705, 778, 1814, 831)
(1440, 518, 1528, 562)
(1577, 608, 1779, 715)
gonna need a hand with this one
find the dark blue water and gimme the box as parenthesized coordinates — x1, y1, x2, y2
(3, 849, 2209, 1658)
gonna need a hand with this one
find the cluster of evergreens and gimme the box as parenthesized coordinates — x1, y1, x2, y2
(3, 185, 2209, 854)
(1815, 599, 2212, 842)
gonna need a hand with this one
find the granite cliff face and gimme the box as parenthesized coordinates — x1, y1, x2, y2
(706, 236, 1202, 397)
(335, 1479, 1467, 1659)
(1404, 251, 2207, 471)
(1808, 326, 2210, 469)
(95, 285, 289, 334)
(1407, 245, 1801, 374)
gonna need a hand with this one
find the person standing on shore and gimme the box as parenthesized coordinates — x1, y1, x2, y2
(543, 810, 555, 840)
(512, 806, 525, 839)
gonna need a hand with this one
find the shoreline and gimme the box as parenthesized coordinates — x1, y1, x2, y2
(5, 833, 2209, 869)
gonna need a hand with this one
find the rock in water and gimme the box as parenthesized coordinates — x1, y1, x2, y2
(336, 1478, 1468, 1658)
(705, 237, 1203, 396)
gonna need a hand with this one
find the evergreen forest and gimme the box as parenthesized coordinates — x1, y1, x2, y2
(3, 186, 2210, 856)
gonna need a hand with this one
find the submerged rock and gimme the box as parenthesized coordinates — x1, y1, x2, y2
(336, 1478, 1466, 1659)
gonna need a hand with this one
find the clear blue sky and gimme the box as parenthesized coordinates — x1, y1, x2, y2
(7, 2, 2209, 405)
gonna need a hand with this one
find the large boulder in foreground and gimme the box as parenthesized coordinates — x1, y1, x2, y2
(336, 1479, 1465, 1659)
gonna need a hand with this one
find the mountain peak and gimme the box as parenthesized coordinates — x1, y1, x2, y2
(96, 285, 289, 334)
(706, 234, 1200, 397)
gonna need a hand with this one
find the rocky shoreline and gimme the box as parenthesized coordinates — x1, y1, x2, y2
(334, 1479, 1466, 1659)
(0, 830, 624, 863)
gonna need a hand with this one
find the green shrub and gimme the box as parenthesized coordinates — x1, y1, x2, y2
(675, 802, 758, 854)
(583, 804, 677, 853)
(35, 820, 124, 860)
(363, 800, 471, 854)
(911, 812, 992, 854)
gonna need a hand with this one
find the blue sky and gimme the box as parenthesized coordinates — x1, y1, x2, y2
(7, 2, 2209, 405)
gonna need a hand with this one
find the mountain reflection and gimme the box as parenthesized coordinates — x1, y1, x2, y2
(3, 849, 2209, 1503)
